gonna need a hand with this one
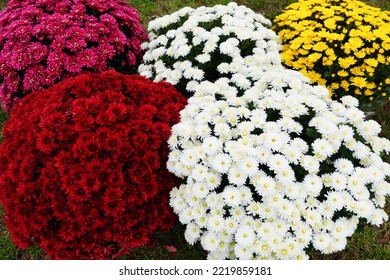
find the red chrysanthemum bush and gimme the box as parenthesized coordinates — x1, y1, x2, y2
(0, 0, 148, 111)
(0, 70, 187, 259)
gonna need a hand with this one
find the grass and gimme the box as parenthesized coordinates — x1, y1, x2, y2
(0, 0, 389, 260)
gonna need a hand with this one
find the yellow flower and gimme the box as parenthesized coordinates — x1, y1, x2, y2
(290, 38, 304, 50)
(350, 67, 364, 76)
(350, 77, 367, 88)
(306, 70, 322, 83)
(364, 89, 374, 96)
(377, 54, 386, 64)
(355, 50, 366, 59)
(364, 66, 375, 74)
(324, 18, 337, 30)
(366, 82, 376, 89)
(307, 52, 322, 63)
(337, 70, 349, 77)
(341, 80, 350, 90)
(299, 49, 309, 55)
(338, 56, 357, 68)
(273, 0, 390, 104)
(345, 37, 364, 51)
(331, 83, 339, 90)
(383, 42, 390, 51)
(365, 58, 378, 67)
(313, 41, 328, 52)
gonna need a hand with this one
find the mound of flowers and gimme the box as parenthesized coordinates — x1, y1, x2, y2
(138, 2, 282, 98)
(273, 0, 390, 109)
(0, 70, 187, 259)
(0, 0, 148, 111)
(167, 68, 390, 259)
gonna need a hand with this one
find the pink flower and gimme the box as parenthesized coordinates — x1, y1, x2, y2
(163, 245, 178, 253)
(0, 0, 147, 111)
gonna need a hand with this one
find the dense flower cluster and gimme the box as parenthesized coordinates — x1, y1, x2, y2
(139, 2, 282, 97)
(0, 0, 148, 111)
(273, 0, 390, 108)
(0, 70, 187, 259)
(168, 68, 390, 259)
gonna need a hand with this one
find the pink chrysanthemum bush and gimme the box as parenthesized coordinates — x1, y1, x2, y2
(168, 68, 390, 260)
(0, 0, 147, 111)
(0, 70, 187, 259)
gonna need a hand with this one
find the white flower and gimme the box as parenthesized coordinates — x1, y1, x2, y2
(180, 149, 199, 167)
(212, 153, 232, 173)
(275, 166, 296, 185)
(220, 40, 237, 55)
(334, 158, 355, 175)
(257, 222, 276, 241)
(235, 225, 256, 246)
(246, 201, 262, 216)
(255, 240, 272, 258)
(205, 172, 221, 190)
(234, 244, 254, 259)
(225, 217, 238, 234)
(294, 222, 313, 245)
(231, 73, 252, 90)
(312, 138, 335, 159)
(208, 215, 226, 232)
(231, 206, 246, 221)
(238, 156, 259, 176)
(202, 137, 223, 155)
(331, 218, 350, 239)
(300, 155, 320, 174)
(268, 154, 290, 172)
(340, 96, 359, 107)
(195, 53, 211, 63)
(357, 119, 381, 139)
(221, 186, 242, 207)
(290, 138, 309, 154)
(217, 62, 230, 74)
(326, 191, 346, 211)
(214, 122, 231, 136)
(192, 182, 209, 198)
(368, 208, 388, 226)
(185, 223, 201, 244)
(330, 172, 348, 191)
(313, 233, 332, 252)
(170, 195, 187, 213)
(332, 236, 348, 252)
(228, 166, 247, 186)
(264, 131, 285, 151)
(201, 231, 219, 251)
(338, 125, 354, 141)
(178, 207, 194, 224)
(252, 174, 276, 196)
(345, 107, 365, 123)
(303, 174, 323, 196)
(305, 209, 322, 227)
(205, 192, 222, 208)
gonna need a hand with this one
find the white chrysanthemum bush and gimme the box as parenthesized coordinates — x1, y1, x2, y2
(138, 2, 282, 97)
(167, 68, 390, 260)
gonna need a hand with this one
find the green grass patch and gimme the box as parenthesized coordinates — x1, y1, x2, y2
(0, 107, 9, 143)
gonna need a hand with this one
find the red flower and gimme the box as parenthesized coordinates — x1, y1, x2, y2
(36, 130, 57, 154)
(0, 70, 187, 259)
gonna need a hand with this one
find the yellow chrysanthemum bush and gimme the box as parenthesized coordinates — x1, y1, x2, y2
(273, 0, 390, 109)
